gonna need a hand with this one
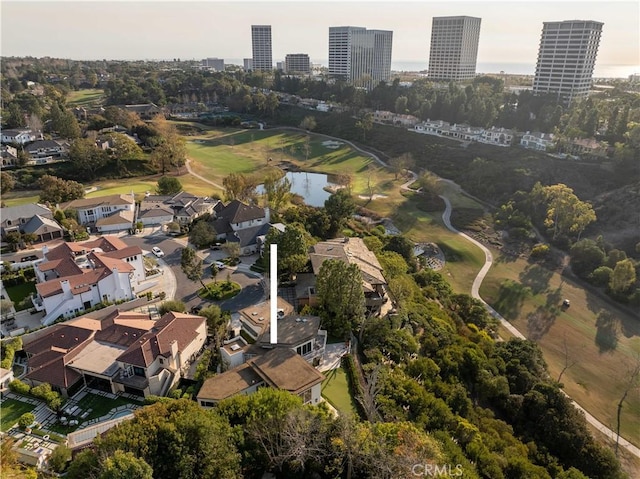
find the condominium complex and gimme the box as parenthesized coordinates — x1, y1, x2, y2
(533, 20, 603, 105)
(251, 25, 272, 71)
(201, 58, 225, 71)
(285, 54, 311, 74)
(328, 26, 393, 89)
(428, 16, 481, 81)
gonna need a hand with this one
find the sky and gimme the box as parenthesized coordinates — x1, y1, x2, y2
(1, 0, 639, 76)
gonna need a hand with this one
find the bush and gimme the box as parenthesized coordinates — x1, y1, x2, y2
(18, 412, 36, 429)
(530, 244, 550, 260)
(9, 379, 31, 395)
(341, 354, 367, 420)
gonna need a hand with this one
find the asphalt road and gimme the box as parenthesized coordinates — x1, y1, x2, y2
(120, 233, 263, 313)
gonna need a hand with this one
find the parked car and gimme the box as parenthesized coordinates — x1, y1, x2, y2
(152, 247, 164, 257)
(214, 261, 226, 270)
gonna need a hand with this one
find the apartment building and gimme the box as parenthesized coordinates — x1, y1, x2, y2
(251, 25, 273, 71)
(532, 20, 603, 105)
(329, 26, 393, 89)
(285, 53, 311, 74)
(428, 16, 481, 81)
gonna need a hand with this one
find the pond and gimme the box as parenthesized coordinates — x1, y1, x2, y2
(257, 171, 338, 207)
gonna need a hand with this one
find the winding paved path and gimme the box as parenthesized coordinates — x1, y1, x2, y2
(439, 192, 640, 459)
(184, 126, 639, 458)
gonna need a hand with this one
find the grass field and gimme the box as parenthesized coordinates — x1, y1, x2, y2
(321, 366, 359, 417)
(5, 282, 37, 311)
(0, 398, 36, 432)
(480, 255, 640, 446)
(66, 89, 104, 107)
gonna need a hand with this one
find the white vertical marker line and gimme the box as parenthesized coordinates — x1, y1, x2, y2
(270, 243, 277, 344)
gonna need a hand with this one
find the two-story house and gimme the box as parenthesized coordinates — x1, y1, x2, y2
(303, 237, 389, 316)
(211, 200, 271, 255)
(480, 126, 515, 146)
(1, 129, 41, 145)
(1, 145, 19, 167)
(59, 194, 136, 233)
(22, 310, 206, 398)
(138, 191, 218, 226)
(25, 139, 69, 162)
(0, 204, 62, 242)
(196, 347, 324, 407)
(33, 236, 145, 325)
(520, 131, 555, 151)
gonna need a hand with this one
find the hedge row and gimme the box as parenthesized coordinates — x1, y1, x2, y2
(341, 354, 367, 420)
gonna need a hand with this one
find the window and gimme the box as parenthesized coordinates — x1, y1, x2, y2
(299, 389, 312, 404)
(296, 342, 312, 356)
(200, 400, 215, 407)
(133, 366, 145, 377)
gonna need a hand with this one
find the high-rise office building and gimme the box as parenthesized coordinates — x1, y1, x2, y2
(329, 26, 393, 89)
(285, 54, 311, 74)
(428, 16, 481, 81)
(533, 20, 603, 105)
(201, 58, 225, 71)
(251, 25, 272, 71)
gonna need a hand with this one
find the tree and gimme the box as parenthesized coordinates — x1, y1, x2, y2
(609, 259, 636, 296)
(0, 298, 15, 321)
(222, 241, 240, 260)
(265, 223, 311, 279)
(394, 95, 408, 114)
(316, 259, 365, 338)
(0, 171, 15, 194)
(223, 172, 257, 202)
(156, 176, 182, 195)
(388, 153, 414, 180)
(181, 246, 208, 292)
(158, 300, 186, 315)
(189, 221, 216, 249)
(48, 444, 72, 473)
(263, 171, 291, 214)
(66, 450, 101, 479)
(384, 235, 416, 270)
(200, 305, 227, 348)
(299, 115, 317, 131)
(615, 358, 640, 456)
(38, 175, 84, 204)
(18, 412, 35, 429)
(149, 115, 187, 174)
(355, 112, 373, 141)
(534, 184, 596, 241)
(99, 451, 153, 479)
(265, 91, 280, 116)
(68, 138, 107, 180)
(325, 189, 355, 236)
(569, 239, 605, 278)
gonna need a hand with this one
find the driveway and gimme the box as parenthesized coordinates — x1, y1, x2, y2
(121, 232, 263, 312)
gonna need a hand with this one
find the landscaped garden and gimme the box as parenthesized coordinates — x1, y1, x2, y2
(0, 398, 36, 432)
(321, 366, 359, 417)
(198, 281, 241, 301)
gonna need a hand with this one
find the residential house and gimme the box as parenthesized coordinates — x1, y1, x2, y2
(21, 215, 64, 243)
(59, 194, 136, 233)
(139, 191, 218, 226)
(442, 123, 484, 141)
(22, 310, 207, 397)
(566, 138, 609, 159)
(304, 237, 388, 315)
(0, 203, 56, 239)
(1, 145, 18, 167)
(0, 367, 14, 389)
(197, 348, 324, 407)
(520, 131, 555, 151)
(32, 236, 145, 325)
(25, 139, 69, 160)
(211, 200, 271, 255)
(1, 129, 40, 145)
(414, 119, 450, 136)
(479, 126, 515, 146)
(117, 103, 163, 120)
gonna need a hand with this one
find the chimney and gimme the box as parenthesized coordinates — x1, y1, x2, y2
(170, 340, 178, 360)
(60, 279, 71, 296)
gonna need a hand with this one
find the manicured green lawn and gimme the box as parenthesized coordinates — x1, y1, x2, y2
(66, 89, 104, 107)
(321, 366, 358, 417)
(75, 392, 141, 421)
(481, 255, 640, 447)
(0, 398, 36, 432)
(5, 282, 37, 311)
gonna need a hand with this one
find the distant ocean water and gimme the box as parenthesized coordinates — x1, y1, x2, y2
(226, 58, 639, 79)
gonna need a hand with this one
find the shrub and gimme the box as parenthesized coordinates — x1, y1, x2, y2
(9, 379, 31, 395)
(18, 412, 36, 429)
(530, 243, 550, 260)
(341, 354, 367, 419)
